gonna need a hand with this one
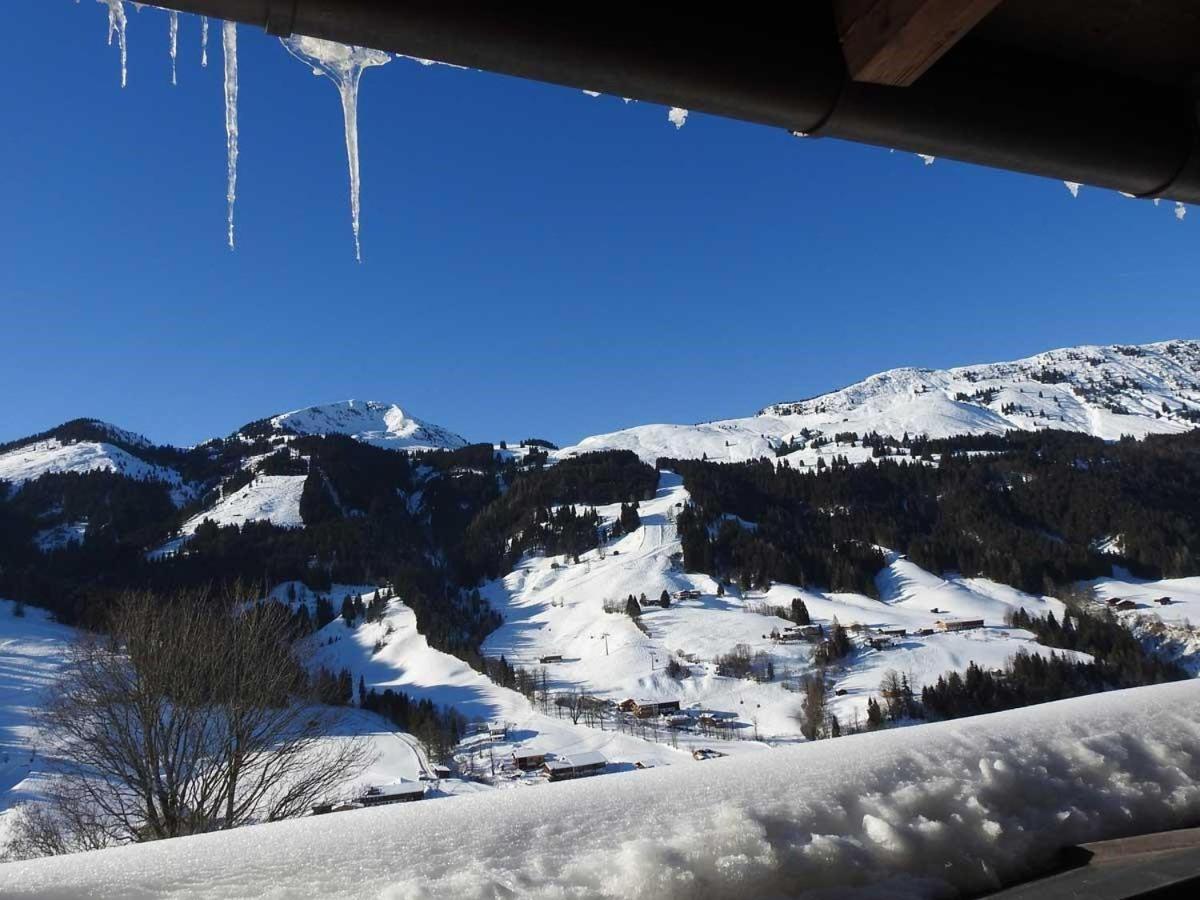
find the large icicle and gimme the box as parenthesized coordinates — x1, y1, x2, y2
(168, 10, 178, 85)
(282, 36, 391, 261)
(201, 16, 208, 67)
(1063, 181, 1081, 198)
(668, 107, 689, 129)
(98, 0, 128, 88)
(223, 22, 238, 250)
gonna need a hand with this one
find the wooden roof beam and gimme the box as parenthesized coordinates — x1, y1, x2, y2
(834, 0, 1005, 86)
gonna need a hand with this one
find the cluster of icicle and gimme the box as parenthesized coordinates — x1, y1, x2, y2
(86, 1, 1192, 261)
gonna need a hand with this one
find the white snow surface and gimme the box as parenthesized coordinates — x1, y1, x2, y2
(560, 339, 1200, 463)
(4, 680, 1199, 899)
(269, 399, 468, 451)
(0, 601, 77, 841)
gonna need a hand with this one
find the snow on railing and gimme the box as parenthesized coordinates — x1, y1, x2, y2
(4, 681, 1200, 898)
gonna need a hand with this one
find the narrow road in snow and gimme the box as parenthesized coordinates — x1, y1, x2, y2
(392, 729, 433, 779)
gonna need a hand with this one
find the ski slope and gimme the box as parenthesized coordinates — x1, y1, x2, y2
(481, 472, 1079, 737)
(0, 601, 77, 846)
(5, 680, 1198, 899)
(267, 400, 467, 451)
(560, 340, 1200, 463)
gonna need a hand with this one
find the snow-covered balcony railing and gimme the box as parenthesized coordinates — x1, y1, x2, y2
(4, 681, 1200, 899)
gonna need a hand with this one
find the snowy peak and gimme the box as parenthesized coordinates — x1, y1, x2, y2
(266, 400, 468, 452)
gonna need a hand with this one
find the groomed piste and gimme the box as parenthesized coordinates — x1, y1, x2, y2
(3, 680, 1199, 899)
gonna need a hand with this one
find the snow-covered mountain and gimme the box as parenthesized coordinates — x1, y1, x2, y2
(265, 400, 468, 452)
(0, 438, 193, 507)
(561, 339, 1200, 463)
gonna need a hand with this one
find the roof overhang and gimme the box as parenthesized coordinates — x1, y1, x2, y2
(149, 1, 1200, 202)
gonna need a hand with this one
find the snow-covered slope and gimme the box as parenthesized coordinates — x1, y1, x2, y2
(5, 680, 1198, 900)
(0, 439, 186, 496)
(1083, 573, 1200, 675)
(561, 340, 1200, 463)
(0, 601, 77, 843)
(301, 591, 727, 775)
(481, 472, 1078, 735)
(267, 400, 468, 451)
(151, 475, 308, 557)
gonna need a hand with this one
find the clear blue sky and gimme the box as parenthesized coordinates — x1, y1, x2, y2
(4, 4, 1199, 447)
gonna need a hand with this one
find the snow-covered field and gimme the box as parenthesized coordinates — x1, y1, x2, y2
(0, 602, 77, 846)
(0, 440, 189, 503)
(559, 340, 1200, 463)
(5, 680, 1198, 899)
(481, 472, 1080, 738)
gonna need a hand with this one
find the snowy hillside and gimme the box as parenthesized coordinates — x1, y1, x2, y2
(1084, 573, 1200, 674)
(481, 472, 1079, 735)
(267, 400, 468, 451)
(5, 680, 1198, 899)
(0, 439, 188, 501)
(561, 339, 1200, 463)
(300, 589, 734, 776)
(150, 474, 308, 557)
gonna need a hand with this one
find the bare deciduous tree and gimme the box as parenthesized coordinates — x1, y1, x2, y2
(7, 587, 373, 859)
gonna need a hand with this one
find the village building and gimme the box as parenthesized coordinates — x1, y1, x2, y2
(620, 698, 682, 718)
(543, 751, 608, 782)
(512, 747, 548, 771)
(934, 618, 985, 632)
(1155, 596, 1173, 606)
(357, 783, 426, 807)
(1115, 599, 1138, 611)
(539, 654, 564, 664)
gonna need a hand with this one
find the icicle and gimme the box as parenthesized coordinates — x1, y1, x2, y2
(201, 16, 208, 67)
(582, 90, 601, 97)
(223, 22, 238, 250)
(1176, 202, 1187, 222)
(1154, 198, 1161, 206)
(1063, 181, 1081, 198)
(917, 154, 936, 166)
(98, 1, 128, 88)
(168, 10, 178, 85)
(668, 107, 689, 129)
(282, 37, 390, 262)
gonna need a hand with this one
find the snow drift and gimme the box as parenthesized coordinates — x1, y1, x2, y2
(3, 681, 1199, 899)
